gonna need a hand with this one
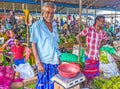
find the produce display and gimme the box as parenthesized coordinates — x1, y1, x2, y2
(59, 34, 77, 44)
(93, 76, 120, 89)
(0, 33, 9, 42)
(99, 51, 109, 64)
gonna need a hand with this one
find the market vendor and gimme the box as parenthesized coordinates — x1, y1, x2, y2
(30, 2, 61, 89)
(11, 36, 25, 66)
(0, 29, 17, 64)
(76, 15, 107, 88)
(115, 26, 120, 40)
(0, 23, 6, 34)
(1, 29, 17, 50)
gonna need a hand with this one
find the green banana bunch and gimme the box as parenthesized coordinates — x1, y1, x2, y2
(100, 51, 109, 64)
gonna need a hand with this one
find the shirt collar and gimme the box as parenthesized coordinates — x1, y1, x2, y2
(91, 25, 102, 33)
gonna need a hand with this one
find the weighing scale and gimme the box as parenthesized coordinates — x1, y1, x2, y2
(51, 73, 86, 89)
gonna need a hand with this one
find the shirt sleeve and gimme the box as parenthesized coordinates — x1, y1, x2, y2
(79, 27, 89, 36)
(30, 22, 38, 43)
(5, 39, 12, 45)
(53, 21, 60, 43)
(102, 31, 107, 41)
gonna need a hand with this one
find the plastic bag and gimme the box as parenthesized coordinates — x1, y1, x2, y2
(60, 53, 78, 62)
(100, 61, 120, 79)
(72, 45, 79, 56)
(13, 63, 34, 79)
(100, 45, 116, 55)
(80, 49, 85, 63)
(0, 37, 4, 44)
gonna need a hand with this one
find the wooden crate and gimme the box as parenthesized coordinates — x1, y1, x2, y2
(10, 76, 37, 89)
(59, 43, 77, 49)
(23, 76, 37, 87)
(54, 82, 80, 89)
(10, 82, 23, 89)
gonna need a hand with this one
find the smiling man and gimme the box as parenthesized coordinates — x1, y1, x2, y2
(30, 2, 61, 89)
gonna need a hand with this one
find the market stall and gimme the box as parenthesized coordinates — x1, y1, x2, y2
(0, 0, 120, 89)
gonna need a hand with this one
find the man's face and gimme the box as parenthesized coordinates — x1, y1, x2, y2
(10, 11, 13, 15)
(98, 18, 105, 29)
(42, 6, 55, 22)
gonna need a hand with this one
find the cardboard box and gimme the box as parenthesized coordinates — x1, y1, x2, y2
(54, 82, 80, 89)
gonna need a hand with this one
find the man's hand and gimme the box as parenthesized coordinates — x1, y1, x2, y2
(81, 46, 89, 52)
(37, 63, 44, 73)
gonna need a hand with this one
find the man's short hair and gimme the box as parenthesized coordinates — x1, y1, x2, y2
(42, 2, 56, 11)
(95, 15, 105, 21)
(94, 15, 105, 24)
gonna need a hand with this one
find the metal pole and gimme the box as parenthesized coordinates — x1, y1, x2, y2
(12, 3, 15, 11)
(86, 0, 98, 8)
(41, 0, 43, 16)
(95, 8, 97, 17)
(36, 9, 38, 19)
(22, 4, 24, 10)
(79, 0, 82, 33)
(60, 10, 62, 30)
(26, 4, 28, 10)
(86, 0, 98, 22)
(26, 4, 29, 47)
(3, 3, 6, 21)
(67, 7, 69, 32)
(115, 8, 117, 27)
(86, 7, 88, 26)
(78, 0, 82, 63)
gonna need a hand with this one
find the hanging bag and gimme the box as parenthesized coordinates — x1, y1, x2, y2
(13, 63, 34, 79)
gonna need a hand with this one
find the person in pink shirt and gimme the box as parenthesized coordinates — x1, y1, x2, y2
(11, 36, 25, 66)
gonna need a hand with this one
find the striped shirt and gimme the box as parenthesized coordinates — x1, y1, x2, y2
(5, 38, 15, 49)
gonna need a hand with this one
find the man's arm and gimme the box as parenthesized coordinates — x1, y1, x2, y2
(32, 42, 44, 73)
(1, 43, 8, 50)
(76, 32, 89, 51)
(76, 33, 83, 47)
(100, 40, 107, 48)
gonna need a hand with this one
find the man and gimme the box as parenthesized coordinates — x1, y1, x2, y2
(76, 15, 107, 88)
(9, 10, 16, 27)
(0, 23, 6, 34)
(30, 2, 60, 89)
(115, 27, 120, 40)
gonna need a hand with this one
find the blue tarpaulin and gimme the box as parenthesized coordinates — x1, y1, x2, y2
(1, 0, 40, 4)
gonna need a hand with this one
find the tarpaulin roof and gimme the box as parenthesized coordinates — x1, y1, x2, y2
(1, 0, 120, 10)
(0, 0, 40, 5)
(0, 0, 120, 14)
(36, 0, 120, 10)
